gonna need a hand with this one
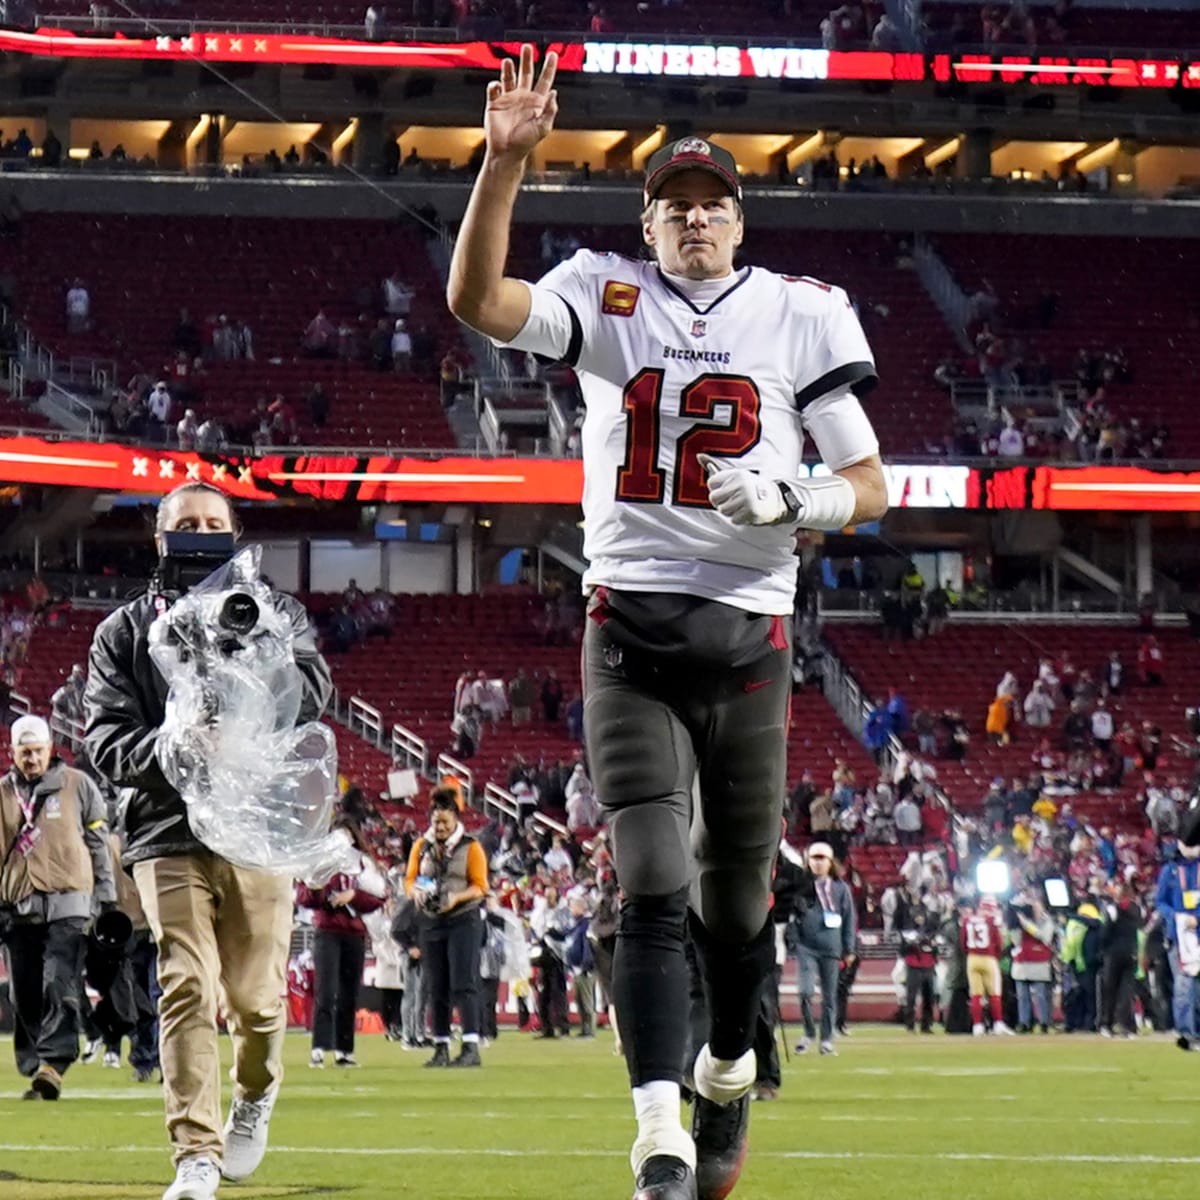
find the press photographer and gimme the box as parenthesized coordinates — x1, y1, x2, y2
(405, 786, 488, 1069)
(84, 482, 333, 1200)
(0, 714, 115, 1101)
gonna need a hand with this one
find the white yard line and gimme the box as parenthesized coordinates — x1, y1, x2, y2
(0, 1145, 1194, 1165)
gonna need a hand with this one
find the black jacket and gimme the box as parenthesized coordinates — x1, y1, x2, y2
(83, 586, 332, 867)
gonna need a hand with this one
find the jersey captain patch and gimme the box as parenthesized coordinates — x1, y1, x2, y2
(602, 281, 641, 317)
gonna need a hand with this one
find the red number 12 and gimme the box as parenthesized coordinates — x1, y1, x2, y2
(615, 370, 762, 508)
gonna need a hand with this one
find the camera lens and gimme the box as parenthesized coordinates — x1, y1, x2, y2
(218, 593, 259, 637)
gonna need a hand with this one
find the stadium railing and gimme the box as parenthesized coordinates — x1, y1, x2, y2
(435, 750, 473, 806)
(30, 14, 1200, 57)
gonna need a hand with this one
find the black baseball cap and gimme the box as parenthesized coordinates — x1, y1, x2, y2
(643, 136, 742, 205)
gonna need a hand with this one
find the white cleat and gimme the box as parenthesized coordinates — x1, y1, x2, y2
(163, 1156, 219, 1200)
(221, 1088, 278, 1182)
(993, 1021, 1015, 1036)
(972, 1023, 986, 1037)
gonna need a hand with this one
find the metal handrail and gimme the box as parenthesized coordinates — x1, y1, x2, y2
(435, 752, 474, 805)
(482, 781, 520, 822)
(347, 696, 384, 748)
(532, 810, 570, 838)
(390, 721, 428, 775)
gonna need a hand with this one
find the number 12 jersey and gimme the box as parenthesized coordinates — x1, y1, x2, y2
(502, 249, 879, 616)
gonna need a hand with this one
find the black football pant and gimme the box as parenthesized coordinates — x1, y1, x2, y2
(6, 916, 88, 1078)
(312, 929, 365, 1055)
(585, 590, 789, 1087)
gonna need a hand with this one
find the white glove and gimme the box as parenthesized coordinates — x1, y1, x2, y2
(698, 454, 786, 526)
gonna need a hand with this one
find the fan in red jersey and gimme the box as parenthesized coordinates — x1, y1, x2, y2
(961, 896, 1013, 1036)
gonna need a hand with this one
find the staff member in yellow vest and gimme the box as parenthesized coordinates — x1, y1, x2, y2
(405, 786, 488, 1068)
(0, 713, 115, 1100)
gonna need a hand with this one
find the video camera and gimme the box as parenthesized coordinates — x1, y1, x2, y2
(158, 531, 237, 594)
(158, 532, 264, 661)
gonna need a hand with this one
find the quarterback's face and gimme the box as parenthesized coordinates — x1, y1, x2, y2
(644, 171, 743, 280)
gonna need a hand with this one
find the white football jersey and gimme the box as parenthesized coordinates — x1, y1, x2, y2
(502, 250, 878, 615)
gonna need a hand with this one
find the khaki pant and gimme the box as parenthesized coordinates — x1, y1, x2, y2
(967, 953, 1002, 999)
(134, 853, 293, 1166)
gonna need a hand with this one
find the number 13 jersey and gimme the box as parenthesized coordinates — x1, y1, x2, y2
(501, 249, 879, 616)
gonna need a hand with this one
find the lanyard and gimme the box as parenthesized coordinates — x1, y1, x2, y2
(817, 877, 835, 913)
(15, 780, 38, 828)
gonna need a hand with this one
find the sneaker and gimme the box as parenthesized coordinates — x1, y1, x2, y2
(752, 1085, 778, 1102)
(972, 1023, 985, 1037)
(309, 1049, 325, 1069)
(836, 1025, 851, 1038)
(424, 1044, 451, 1068)
(1040, 1024, 1050, 1034)
(103, 1050, 121, 1069)
(692, 1094, 750, 1200)
(993, 1022, 1014, 1036)
(793, 1038, 810, 1053)
(1100, 1027, 1113, 1038)
(1178, 1035, 1193, 1052)
(333, 1052, 360, 1068)
(133, 1066, 160, 1084)
(819, 1041, 837, 1057)
(81, 1038, 102, 1065)
(163, 1155, 220, 1200)
(399, 1038, 418, 1051)
(221, 1088, 277, 1182)
(450, 1043, 482, 1068)
(632, 1154, 697, 1200)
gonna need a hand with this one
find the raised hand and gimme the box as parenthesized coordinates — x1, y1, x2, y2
(484, 43, 558, 163)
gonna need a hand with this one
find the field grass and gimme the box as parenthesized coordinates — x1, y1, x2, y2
(0, 1025, 1196, 1199)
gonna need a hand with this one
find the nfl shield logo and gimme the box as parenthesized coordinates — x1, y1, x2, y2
(690, 319, 707, 338)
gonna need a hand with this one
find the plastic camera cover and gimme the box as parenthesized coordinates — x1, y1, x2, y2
(149, 545, 358, 884)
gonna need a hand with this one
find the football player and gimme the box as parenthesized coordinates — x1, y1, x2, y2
(448, 45, 887, 1200)
(962, 895, 1013, 1036)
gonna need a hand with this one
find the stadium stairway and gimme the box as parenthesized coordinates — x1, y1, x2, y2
(0, 213, 462, 450)
(824, 618, 1199, 832)
(933, 233, 1200, 455)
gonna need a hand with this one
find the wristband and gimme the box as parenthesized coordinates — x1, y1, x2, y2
(780, 475, 858, 531)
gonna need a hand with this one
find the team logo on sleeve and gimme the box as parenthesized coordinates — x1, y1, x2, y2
(602, 281, 641, 317)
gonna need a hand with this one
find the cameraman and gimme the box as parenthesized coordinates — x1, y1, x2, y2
(84, 482, 332, 1200)
(896, 889, 939, 1033)
(404, 786, 488, 1068)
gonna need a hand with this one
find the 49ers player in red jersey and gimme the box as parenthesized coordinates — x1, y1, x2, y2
(962, 896, 1013, 1036)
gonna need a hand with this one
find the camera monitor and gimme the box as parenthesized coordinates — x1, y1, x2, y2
(1043, 877, 1071, 910)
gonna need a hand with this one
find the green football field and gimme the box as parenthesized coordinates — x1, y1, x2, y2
(0, 1026, 1196, 1199)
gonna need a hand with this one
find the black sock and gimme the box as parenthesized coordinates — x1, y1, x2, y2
(614, 887, 690, 1086)
(689, 911, 775, 1062)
